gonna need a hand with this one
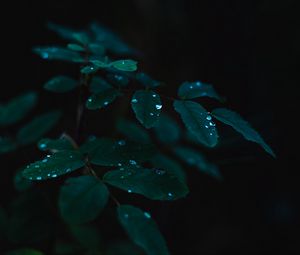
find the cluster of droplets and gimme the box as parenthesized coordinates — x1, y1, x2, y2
(205, 114, 216, 136)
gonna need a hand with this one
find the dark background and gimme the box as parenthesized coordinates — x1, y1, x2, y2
(1, 0, 299, 254)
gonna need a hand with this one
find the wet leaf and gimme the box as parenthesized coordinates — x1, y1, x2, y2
(90, 76, 112, 93)
(14, 170, 33, 192)
(44, 76, 78, 93)
(37, 137, 74, 152)
(86, 89, 121, 110)
(111, 60, 137, 72)
(154, 114, 181, 144)
(67, 43, 85, 52)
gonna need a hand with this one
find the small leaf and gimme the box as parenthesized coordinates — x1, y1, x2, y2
(0, 136, 17, 154)
(80, 65, 99, 74)
(17, 111, 61, 145)
(154, 114, 181, 144)
(107, 73, 130, 87)
(33, 46, 84, 63)
(178, 81, 221, 101)
(0, 92, 37, 126)
(116, 118, 151, 144)
(212, 108, 275, 157)
(85, 138, 156, 167)
(111, 60, 138, 72)
(136, 72, 161, 88)
(14, 170, 33, 192)
(174, 100, 218, 147)
(90, 60, 110, 68)
(37, 137, 74, 152)
(22, 150, 85, 180)
(86, 89, 121, 110)
(44, 76, 78, 93)
(131, 90, 162, 129)
(67, 43, 85, 52)
(90, 76, 112, 93)
(59, 176, 109, 224)
(117, 205, 170, 255)
(5, 249, 44, 255)
(173, 146, 222, 180)
(88, 43, 106, 56)
(104, 165, 188, 200)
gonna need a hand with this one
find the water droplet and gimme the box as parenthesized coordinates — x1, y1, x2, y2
(88, 98, 93, 102)
(103, 101, 109, 106)
(69, 155, 74, 159)
(167, 192, 173, 197)
(41, 52, 49, 59)
(155, 104, 162, 110)
(209, 133, 213, 136)
(117, 163, 122, 167)
(131, 98, 138, 103)
(144, 212, 151, 219)
(152, 94, 157, 97)
(39, 143, 46, 149)
(150, 113, 154, 116)
(128, 189, 132, 193)
(124, 213, 129, 218)
(120, 167, 124, 171)
(34, 165, 40, 168)
(189, 85, 193, 89)
(196, 81, 201, 86)
(155, 169, 166, 175)
(120, 176, 125, 179)
(115, 75, 123, 81)
(90, 66, 94, 70)
(28, 177, 33, 180)
(206, 115, 212, 121)
(129, 160, 137, 165)
(47, 174, 51, 177)
(66, 168, 71, 173)
(46, 154, 51, 158)
(42, 159, 48, 163)
(51, 174, 57, 178)
(36, 176, 42, 180)
(205, 125, 209, 128)
(209, 122, 215, 126)
(118, 140, 126, 146)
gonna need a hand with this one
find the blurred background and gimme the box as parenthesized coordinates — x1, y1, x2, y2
(1, 0, 299, 254)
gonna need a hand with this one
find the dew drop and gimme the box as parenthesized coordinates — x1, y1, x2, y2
(39, 143, 47, 149)
(155, 104, 162, 110)
(103, 101, 109, 106)
(150, 113, 154, 116)
(196, 81, 201, 86)
(206, 115, 212, 121)
(34, 165, 40, 168)
(41, 52, 49, 59)
(152, 94, 157, 97)
(129, 160, 137, 165)
(155, 169, 166, 175)
(124, 213, 129, 219)
(66, 168, 71, 173)
(88, 98, 93, 102)
(117, 163, 122, 167)
(144, 212, 151, 219)
(131, 98, 138, 103)
(205, 125, 209, 128)
(42, 159, 48, 163)
(118, 140, 126, 146)
(128, 189, 132, 193)
(167, 192, 173, 197)
(52, 174, 57, 178)
(36, 176, 42, 180)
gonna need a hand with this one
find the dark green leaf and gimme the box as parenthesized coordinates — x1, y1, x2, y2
(178, 81, 221, 101)
(86, 138, 156, 167)
(86, 89, 121, 110)
(117, 205, 170, 255)
(14, 170, 33, 192)
(174, 100, 218, 147)
(0, 92, 37, 126)
(37, 137, 74, 152)
(59, 176, 109, 224)
(17, 111, 61, 145)
(67, 43, 85, 52)
(107, 73, 129, 87)
(151, 154, 186, 183)
(136, 72, 161, 88)
(111, 60, 137, 72)
(22, 150, 85, 180)
(90, 60, 110, 68)
(0, 136, 17, 154)
(90, 76, 112, 93)
(131, 90, 162, 128)
(154, 114, 181, 144)
(88, 43, 106, 56)
(33, 46, 84, 63)
(80, 65, 99, 74)
(212, 108, 275, 157)
(5, 249, 44, 255)
(104, 165, 188, 200)
(106, 240, 143, 255)
(174, 146, 222, 180)
(116, 118, 151, 144)
(44, 76, 78, 93)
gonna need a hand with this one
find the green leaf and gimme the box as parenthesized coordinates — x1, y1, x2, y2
(90, 76, 112, 93)
(86, 89, 121, 110)
(107, 73, 129, 87)
(117, 205, 170, 255)
(173, 146, 222, 180)
(88, 43, 106, 56)
(67, 43, 85, 52)
(80, 65, 99, 74)
(14, 170, 33, 192)
(154, 114, 181, 144)
(104, 165, 188, 200)
(116, 118, 151, 144)
(44, 76, 78, 93)
(85, 138, 156, 167)
(212, 108, 275, 157)
(90, 60, 110, 68)
(0, 136, 17, 154)
(131, 90, 162, 129)
(173, 100, 218, 147)
(178, 81, 221, 101)
(17, 111, 61, 145)
(22, 150, 85, 180)
(33, 46, 84, 63)
(136, 72, 161, 88)
(151, 154, 186, 183)
(111, 60, 138, 72)
(5, 249, 44, 255)
(0, 92, 37, 126)
(106, 241, 143, 255)
(59, 176, 109, 224)
(37, 137, 74, 152)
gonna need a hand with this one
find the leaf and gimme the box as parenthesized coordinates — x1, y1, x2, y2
(86, 89, 121, 110)
(84, 138, 156, 167)
(91, 60, 110, 68)
(59, 176, 109, 224)
(106, 73, 129, 87)
(37, 137, 74, 152)
(0, 92, 37, 126)
(17, 111, 61, 145)
(117, 205, 170, 255)
(80, 65, 99, 74)
(0, 136, 17, 154)
(111, 60, 138, 72)
(173, 100, 218, 147)
(173, 146, 222, 180)
(154, 114, 181, 144)
(88, 43, 106, 56)
(151, 154, 186, 183)
(116, 118, 151, 144)
(14, 170, 33, 192)
(44, 76, 78, 93)
(22, 150, 85, 180)
(5, 249, 44, 255)
(33, 46, 84, 63)
(90, 76, 112, 93)
(106, 240, 143, 255)
(104, 165, 188, 200)
(131, 90, 162, 128)
(178, 81, 221, 101)
(136, 72, 161, 88)
(67, 43, 85, 52)
(212, 108, 275, 157)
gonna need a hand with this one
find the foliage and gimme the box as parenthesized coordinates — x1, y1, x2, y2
(0, 22, 275, 254)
